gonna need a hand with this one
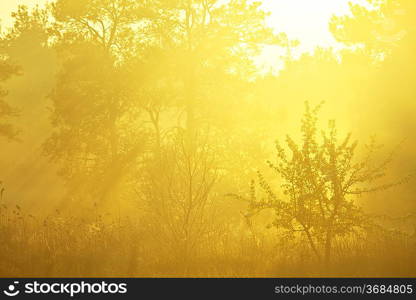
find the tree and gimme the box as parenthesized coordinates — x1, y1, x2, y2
(239, 102, 411, 267)
(329, 0, 416, 123)
(43, 44, 148, 206)
(0, 32, 20, 203)
(329, 0, 416, 56)
(150, 0, 281, 137)
(129, 1, 283, 267)
(52, 0, 150, 59)
(0, 50, 19, 141)
(137, 129, 219, 270)
(41, 2, 152, 207)
(329, 0, 416, 212)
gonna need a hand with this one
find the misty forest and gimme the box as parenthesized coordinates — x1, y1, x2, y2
(0, 0, 415, 277)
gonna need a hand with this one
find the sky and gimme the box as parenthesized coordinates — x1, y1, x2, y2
(262, 0, 361, 52)
(0, 0, 47, 25)
(256, 0, 368, 71)
(0, 0, 363, 71)
(1, 0, 362, 48)
(0, 0, 49, 31)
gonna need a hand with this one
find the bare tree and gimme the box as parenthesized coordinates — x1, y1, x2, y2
(137, 128, 219, 269)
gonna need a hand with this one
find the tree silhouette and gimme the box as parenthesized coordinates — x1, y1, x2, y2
(43, 0, 281, 208)
(241, 102, 411, 266)
(53, 0, 149, 57)
(151, 0, 281, 137)
(138, 129, 219, 270)
(0, 55, 19, 141)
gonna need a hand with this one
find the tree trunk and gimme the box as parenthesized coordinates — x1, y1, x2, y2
(185, 71, 196, 141)
(324, 228, 332, 268)
(184, 1, 197, 147)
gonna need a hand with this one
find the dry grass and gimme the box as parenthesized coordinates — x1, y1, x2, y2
(1, 204, 414, 277)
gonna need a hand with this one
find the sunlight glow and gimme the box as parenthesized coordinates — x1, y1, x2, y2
(263, 0, 359, 52)
(1, 0, 360, 52)
(0, 0, 415, 278)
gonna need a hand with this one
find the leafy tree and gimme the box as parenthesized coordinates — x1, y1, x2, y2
(1, 5, 56, 139)
(130, 1, 283, 265)
(330, 0, 416, 113)
(330, 0, 416, 210)
(52, 0, 150, 58)
(150, 0, 281, 136)
(330, 0, 416, 56)
(0, 52, 19, 141)
(0, 33, 20, 202)
(240, 103, 411, 266)
(40, 2, 152, 206)
(42, 1, 282, 214)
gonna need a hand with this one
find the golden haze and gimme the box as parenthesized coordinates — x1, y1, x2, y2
(0, 0, 415, 277)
